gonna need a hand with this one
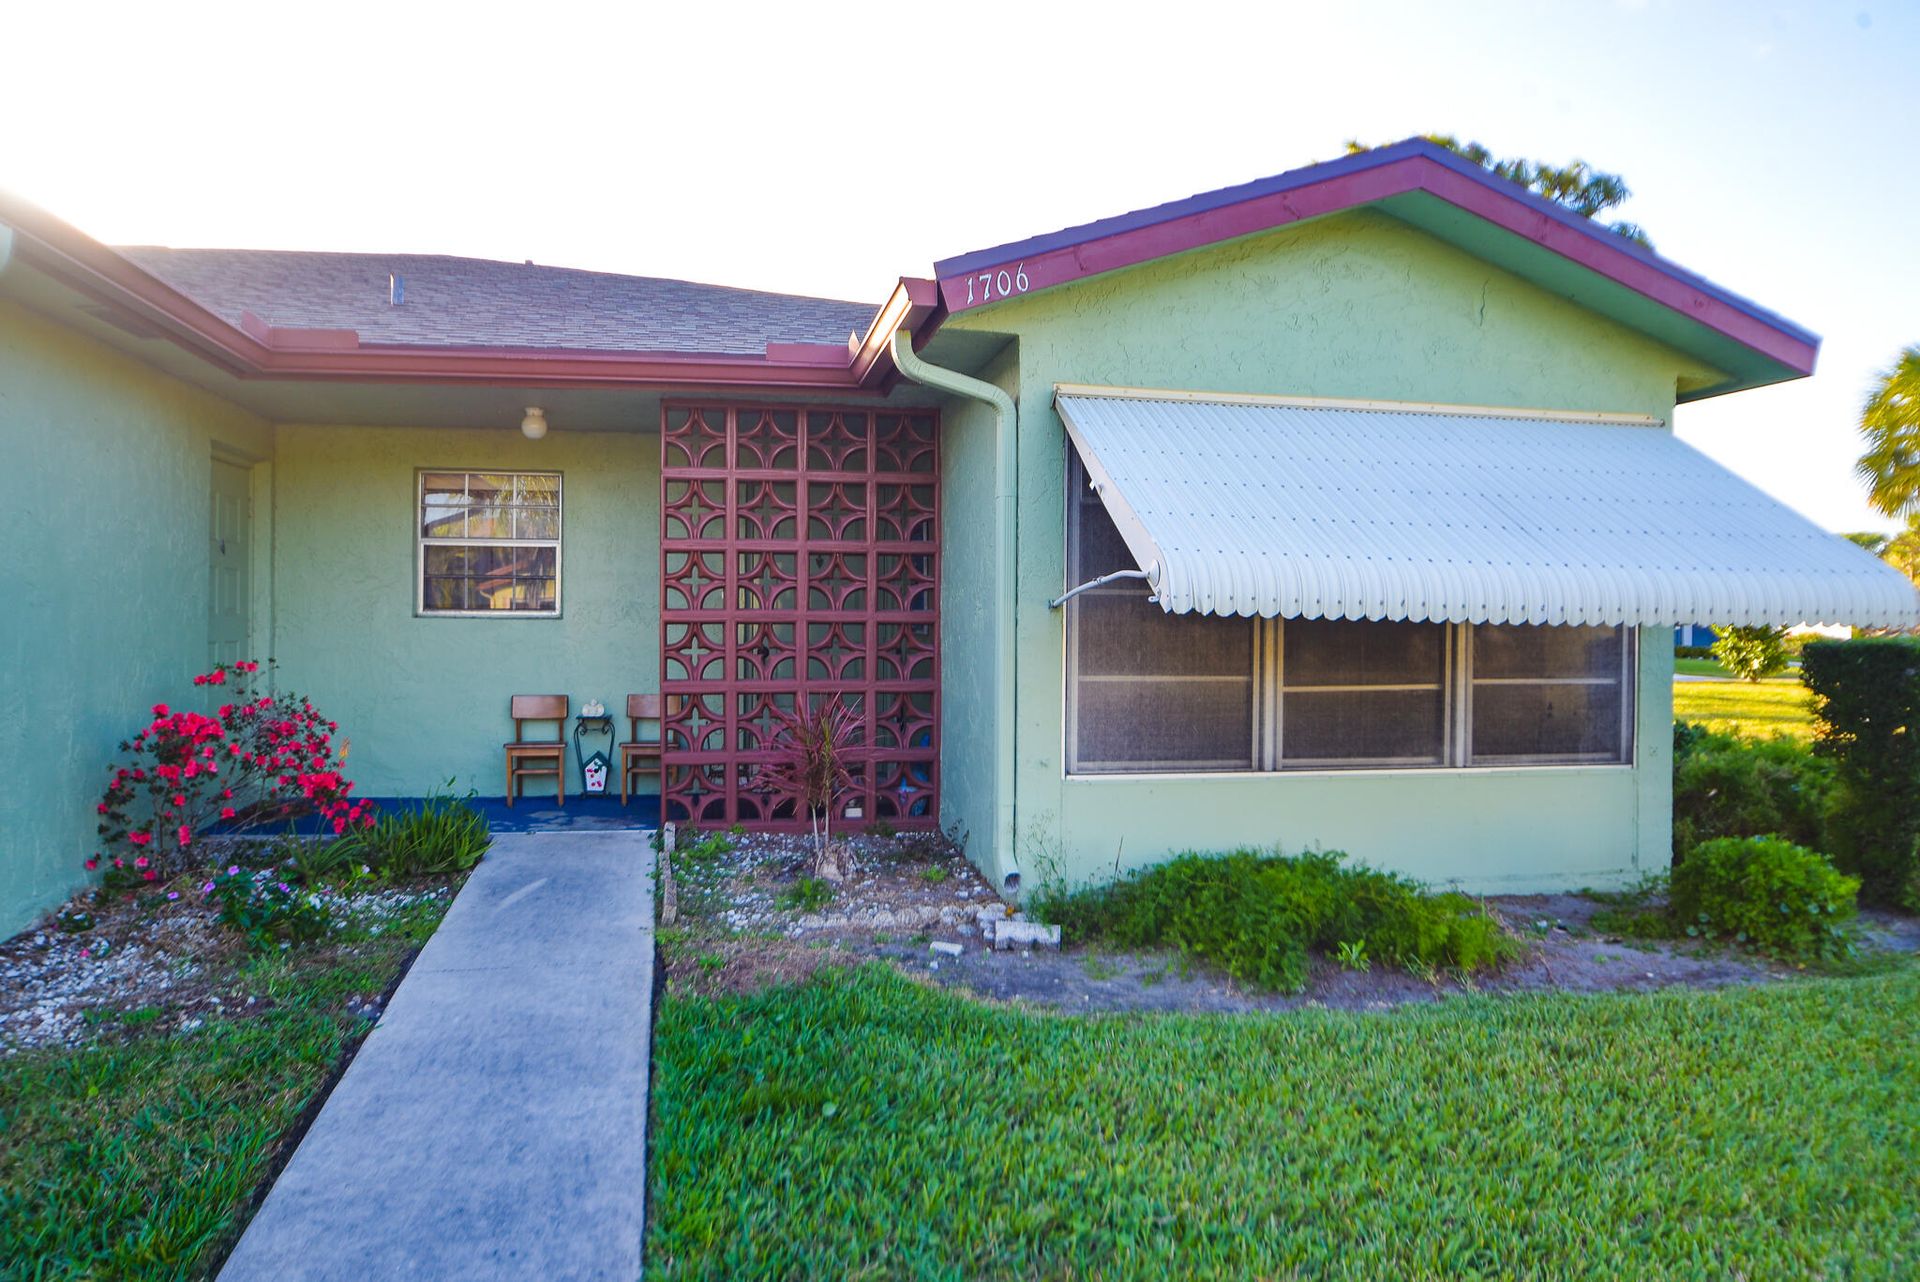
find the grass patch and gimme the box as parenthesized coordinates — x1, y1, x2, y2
(0, 895, 448, 1279)
(648, 964, 1920, 1279)
(1672, 675, 1814, 741)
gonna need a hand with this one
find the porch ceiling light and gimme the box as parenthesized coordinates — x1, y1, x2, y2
(520, 407, 549, 440)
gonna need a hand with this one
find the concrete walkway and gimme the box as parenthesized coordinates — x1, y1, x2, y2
(220, 831, 656, 1282)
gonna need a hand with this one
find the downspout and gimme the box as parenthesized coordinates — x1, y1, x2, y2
(889, 329, 1021, 895)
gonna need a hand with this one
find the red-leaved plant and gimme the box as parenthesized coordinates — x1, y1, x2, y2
(89, 660, 373, 887)
(754, 695, 866, 881)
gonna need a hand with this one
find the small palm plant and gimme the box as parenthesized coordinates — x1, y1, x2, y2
(755, 695, 865, 881)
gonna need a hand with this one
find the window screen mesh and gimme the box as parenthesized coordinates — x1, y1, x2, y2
(1281, 619, 1446, 765)
(1470, 625, 1631, 763)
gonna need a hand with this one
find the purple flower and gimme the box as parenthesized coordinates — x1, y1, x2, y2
(227, 865, 240, 876)
(202, 881, 216, 894)
(167, 891, 180, 901)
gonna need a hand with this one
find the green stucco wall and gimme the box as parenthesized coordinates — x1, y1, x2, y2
(946, 210, 1708, 893)
(0, 299, 273, 936)
(268, 425, 657, 802)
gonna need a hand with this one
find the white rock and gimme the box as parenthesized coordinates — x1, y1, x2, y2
(991, 919, 1061, 951)
(978, 903, 1009, 923)
(929, 940, 964, 957)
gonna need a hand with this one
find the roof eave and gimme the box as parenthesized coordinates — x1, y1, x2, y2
(929, 141, 1818, 395)
(0, 189, 910, 394)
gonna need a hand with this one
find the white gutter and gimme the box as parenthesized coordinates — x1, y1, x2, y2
(889, 329, 1021, 894)
(0, 224, 15, 274)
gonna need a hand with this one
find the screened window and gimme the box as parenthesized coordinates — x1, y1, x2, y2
(1468, 624, 1633, 763)
(1065, 469, 1254, 771)
(418, 471, 561, 615)
(1064, 450, 1634, 774)
(1280, 619, 1448, 767)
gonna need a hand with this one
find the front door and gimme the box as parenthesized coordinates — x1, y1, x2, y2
(208, 457, 251, 671)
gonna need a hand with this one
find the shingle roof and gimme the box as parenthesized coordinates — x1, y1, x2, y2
(116, 247, 879, 355)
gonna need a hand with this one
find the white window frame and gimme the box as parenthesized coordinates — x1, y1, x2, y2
(416, 469, 564, 619)
(1062, 448, 1636, 776)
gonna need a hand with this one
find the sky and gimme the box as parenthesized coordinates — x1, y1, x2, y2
(4, 0, 1915, 534)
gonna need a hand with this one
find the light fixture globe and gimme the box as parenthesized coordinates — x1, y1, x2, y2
(520, 407, 549, 440)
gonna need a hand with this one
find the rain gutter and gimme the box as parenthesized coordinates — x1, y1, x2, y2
(888, 328, 1021, 894)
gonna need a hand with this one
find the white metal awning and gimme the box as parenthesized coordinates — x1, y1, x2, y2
(1054, 388, 1920, 629)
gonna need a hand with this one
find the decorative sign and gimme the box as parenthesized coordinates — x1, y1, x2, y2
(582, 750, 611, 795)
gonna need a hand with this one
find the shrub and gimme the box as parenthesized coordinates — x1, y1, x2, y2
(90, 660, 372, 887)
(332, 787, 490, 879)
(201, 864, 331, 950)
(754, 696, 864, 880)
(1669, 836, 1858, 959)
(778, 876, 835, 913)
(1711, 625, 1791, 682)
(1670, 725, 1833, 862)
(1033, 850, 1517, 993)
(1801, 637, 1920, 908)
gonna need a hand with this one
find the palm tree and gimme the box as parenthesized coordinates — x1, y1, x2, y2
(1855, 346, 1920, 519)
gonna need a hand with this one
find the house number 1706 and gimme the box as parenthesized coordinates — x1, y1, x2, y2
(965, 263, 1030, 305)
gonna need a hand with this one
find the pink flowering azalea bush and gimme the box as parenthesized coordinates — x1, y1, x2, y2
(90, 660, 374, 888)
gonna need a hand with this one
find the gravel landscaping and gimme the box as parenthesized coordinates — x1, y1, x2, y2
(659, 829, 1920, 1010)
(0, 858, 457, 1054)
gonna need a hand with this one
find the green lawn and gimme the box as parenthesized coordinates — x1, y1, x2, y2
(648, 965, 1919, 1280)
(0, 902, 446, 1281)
(1673, 674, 1816, 741)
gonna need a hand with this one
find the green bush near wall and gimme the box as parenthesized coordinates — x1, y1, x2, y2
(1033, 850, 1516, 992)
(1670, 836, 1859, 959)
(1802, 637, 1920, 909)
(1671, 722, 1834, 863)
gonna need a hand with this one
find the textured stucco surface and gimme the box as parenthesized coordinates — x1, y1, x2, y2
(269, 424, 658, 801)
(948, 210, 1705, 892)
(0, 299, 272, 936)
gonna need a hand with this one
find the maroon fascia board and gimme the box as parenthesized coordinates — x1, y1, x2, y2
(932, 139, 1818, 377)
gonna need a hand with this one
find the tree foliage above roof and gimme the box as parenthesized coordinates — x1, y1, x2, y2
(1346, 135, 1653, 248)
(1856, 345, 1920, 522)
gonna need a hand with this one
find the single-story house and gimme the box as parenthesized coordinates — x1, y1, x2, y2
(3, 138, 1916, 935)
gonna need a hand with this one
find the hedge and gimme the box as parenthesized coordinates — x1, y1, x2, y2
(1801, 636, 1920, 909)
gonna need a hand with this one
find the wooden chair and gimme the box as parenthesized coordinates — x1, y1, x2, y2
(504, 694, 568, 807)
(620, 694, 672, 805)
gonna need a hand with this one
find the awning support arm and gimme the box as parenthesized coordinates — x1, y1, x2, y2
(1049, 569, 1150, 609)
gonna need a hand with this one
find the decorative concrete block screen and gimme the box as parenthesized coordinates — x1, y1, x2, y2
(660, 404, 940, 829)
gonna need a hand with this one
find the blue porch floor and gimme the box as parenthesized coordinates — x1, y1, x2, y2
(291, 792, 660, 835)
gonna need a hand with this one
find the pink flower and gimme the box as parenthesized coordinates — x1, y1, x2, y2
(129, 831, 151, 847)
(84, 857, 99, 871)
(152, 703, 169, 716)
(142, 870, 158, 882)
(176, 825, 192, 847)
(221, 807, 236, 819)
(134, 856, 149, 869)
(96, 802, 109, 815)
